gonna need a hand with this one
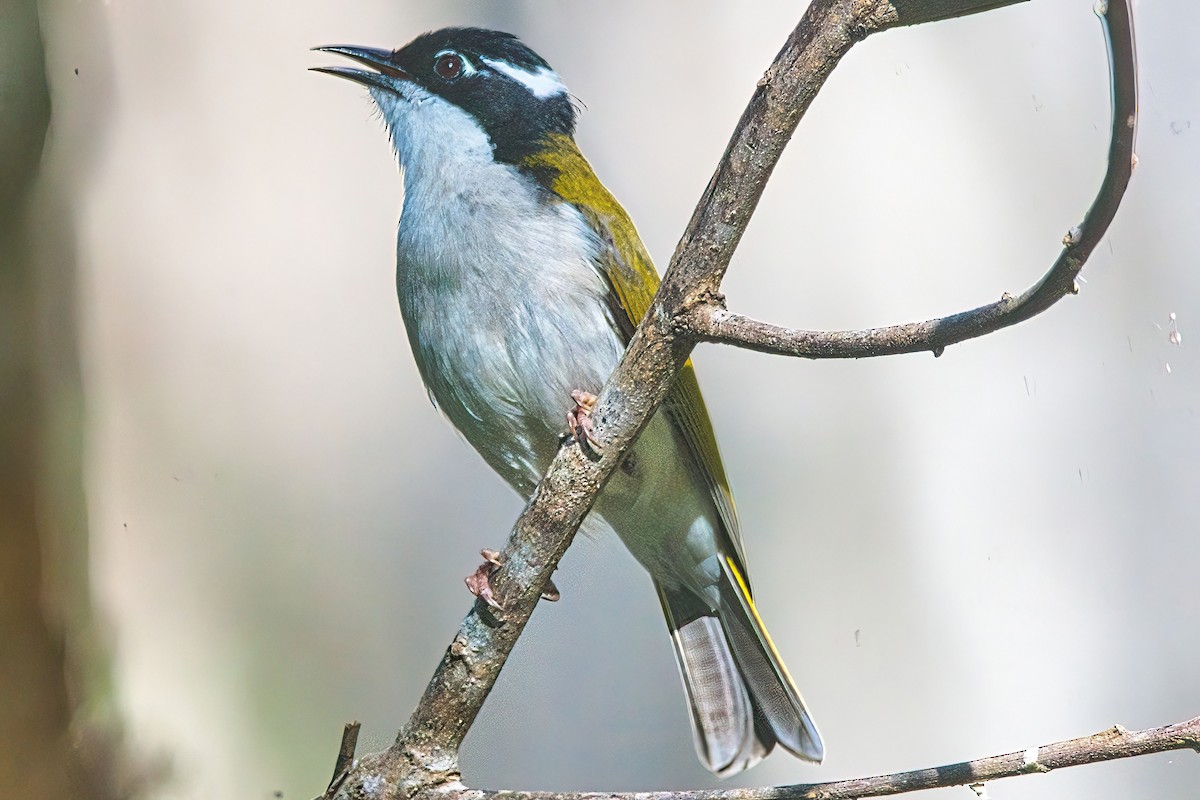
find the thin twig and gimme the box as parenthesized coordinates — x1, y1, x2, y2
(473, 716, 1200, 800)
(890, 0, 1029, 26)
(684, 0, 1137, 360)
(325, 721, 361, 796)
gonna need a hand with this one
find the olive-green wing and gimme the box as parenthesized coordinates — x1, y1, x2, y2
(523, 134, 746, 566)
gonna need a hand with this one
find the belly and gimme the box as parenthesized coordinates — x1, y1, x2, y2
(395, 170, 625, 492)
(400, 265, 626, 495)
(596, 411, 725, 600)
(393, 173, 724, 597)
(400, 272, 723, 597)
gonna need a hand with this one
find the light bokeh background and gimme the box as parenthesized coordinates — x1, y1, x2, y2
(31, 0, 1199, 798)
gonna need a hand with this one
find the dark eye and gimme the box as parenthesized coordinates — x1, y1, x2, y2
(434, 52, 464, 80)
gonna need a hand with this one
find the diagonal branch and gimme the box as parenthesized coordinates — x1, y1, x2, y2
(683, 0, 1138, 360)
(472, 715, 1200, 800)
(371, 2, 898, 786)
(323, 0, 1139, 796)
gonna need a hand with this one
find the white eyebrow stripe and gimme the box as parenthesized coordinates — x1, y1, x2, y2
(480, 56, 566, 99)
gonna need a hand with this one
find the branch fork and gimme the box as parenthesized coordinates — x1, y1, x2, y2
(318, 0, 1158, 797)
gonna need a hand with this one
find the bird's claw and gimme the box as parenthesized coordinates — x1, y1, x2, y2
(566, 389, 603, 451)
(464, 549, 561, 607)
(465, 549, 505, 610)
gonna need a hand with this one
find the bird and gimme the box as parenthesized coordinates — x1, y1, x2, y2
(314, 27, 823, 776)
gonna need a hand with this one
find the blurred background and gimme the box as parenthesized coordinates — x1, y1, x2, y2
(4, 0, 1198, 798)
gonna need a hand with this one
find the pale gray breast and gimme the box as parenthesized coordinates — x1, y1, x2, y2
(394, 156, 626, 493)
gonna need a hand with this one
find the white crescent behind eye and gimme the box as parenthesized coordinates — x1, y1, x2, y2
(434, 49, 478, 76)
(480, 56, 567, 99)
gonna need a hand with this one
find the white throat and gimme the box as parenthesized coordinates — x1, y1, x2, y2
(369, 84, 495, 189)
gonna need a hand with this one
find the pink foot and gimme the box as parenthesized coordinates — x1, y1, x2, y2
(463, 549, 561, 607)
(464, 549, 504, 610)
(566, 389, 603, 451)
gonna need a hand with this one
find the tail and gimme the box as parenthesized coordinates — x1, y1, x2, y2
(656, 556, 823, 777)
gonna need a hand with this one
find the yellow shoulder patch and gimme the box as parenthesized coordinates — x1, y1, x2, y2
(523, 133, 743, 553)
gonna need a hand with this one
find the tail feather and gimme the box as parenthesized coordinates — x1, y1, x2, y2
(672, 615, 768, 774)
(656, 562, 823, 777)
(718, 556, 824, 762)
(658, 583, 770, 776)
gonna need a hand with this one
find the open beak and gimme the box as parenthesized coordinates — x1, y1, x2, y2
(311, 45, 413, 89)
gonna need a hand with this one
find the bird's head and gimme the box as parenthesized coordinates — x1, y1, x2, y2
(315, 28, 577, 172)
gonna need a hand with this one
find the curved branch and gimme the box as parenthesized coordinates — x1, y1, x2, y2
(472, 716, 1200, 800)
(369, 2, 893, 786)
(322, 0, 1139, 796)
(683, 0, 1138, 360)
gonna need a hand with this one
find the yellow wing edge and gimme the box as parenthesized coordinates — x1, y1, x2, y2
(523, 134, 745, 564)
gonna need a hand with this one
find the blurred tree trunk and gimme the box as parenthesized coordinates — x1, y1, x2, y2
(0, 3, 124, 797)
